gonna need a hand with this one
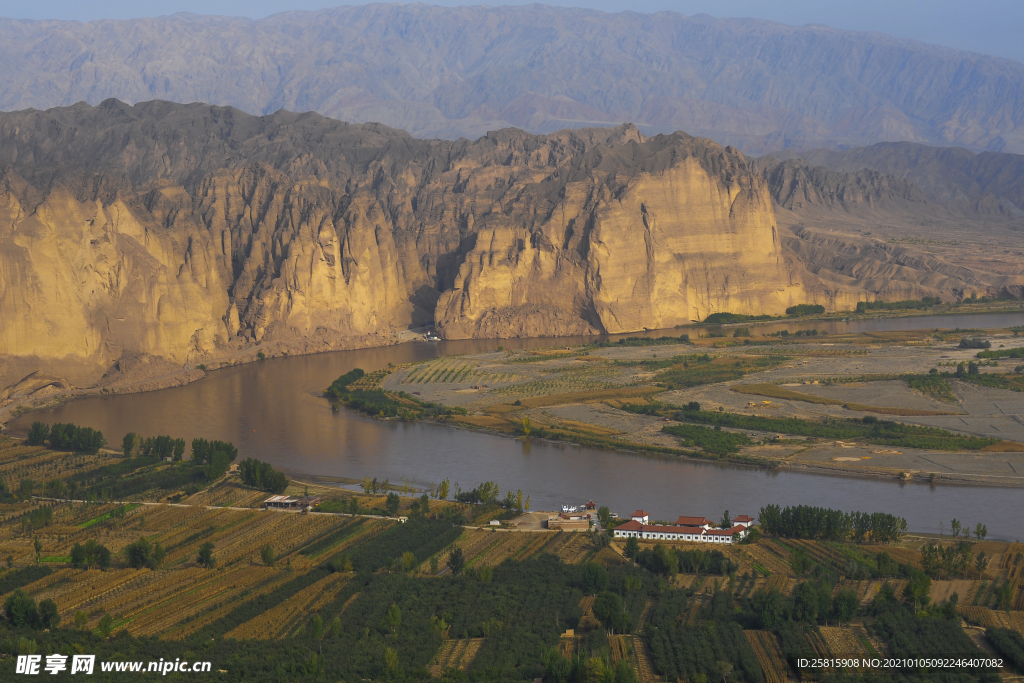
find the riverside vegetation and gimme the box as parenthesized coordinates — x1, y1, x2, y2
(1, 435, 1023, 681)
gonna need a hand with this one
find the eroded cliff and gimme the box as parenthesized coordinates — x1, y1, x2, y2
(435, 136, 806, 338)
(0, 101, 1014, 403)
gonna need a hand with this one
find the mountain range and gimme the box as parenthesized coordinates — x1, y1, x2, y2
(2, 4, 1024, 153)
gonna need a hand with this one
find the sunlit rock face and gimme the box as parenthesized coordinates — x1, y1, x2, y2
(1, 100, 996, 395)
(434, 134, 806, 339)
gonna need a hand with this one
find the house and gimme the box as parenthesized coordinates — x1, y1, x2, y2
(584, 501, 597, 511)
(675, 516, 713, 530)
(612, 512, 753, 544)
(732, 515, 755, 528)
(263, 495, 321, 511)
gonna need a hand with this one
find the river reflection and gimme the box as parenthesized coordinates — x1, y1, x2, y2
(7, 311, 1024, 539)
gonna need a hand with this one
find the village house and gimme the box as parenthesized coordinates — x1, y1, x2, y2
(613, 512, 754, 544)
(263, 495, 321, 511)
(675, 516, 713, 530)
(548, 512, 591, 531)
(732, 515, 755, 528)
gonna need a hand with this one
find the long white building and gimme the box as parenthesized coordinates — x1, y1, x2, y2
(613, 513, 754, 544)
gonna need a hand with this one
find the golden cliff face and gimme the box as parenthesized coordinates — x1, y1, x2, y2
(0, 168, 407, 378)
(2, 100, 995, 398)
(0, 180, 231, 371)
(435, 139, 805, 338)
(2, 115, 803, 390)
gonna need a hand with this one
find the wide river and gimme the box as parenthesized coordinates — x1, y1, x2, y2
(8, 311, 1024, 539)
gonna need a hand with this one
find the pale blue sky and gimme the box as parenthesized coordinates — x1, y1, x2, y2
(1, 1, 1021, 64)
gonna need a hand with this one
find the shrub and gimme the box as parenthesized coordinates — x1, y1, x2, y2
(447, 546, 465, 575)
(3, 589, 39, 628)
(196, 541, 216, 569)
(581, 562, 609, 594)
(786, 304, 825, 316)
(592, 591, 629, 632)
(596, 335, 691, 348)
(758, 504, 906, 543)
(856, 297, 940, 313)
(662, 423, 750, 456)
(37, 599, 60, 629)
(977, 347, 1024, 359)
(238, 458, 289, 493)
(959, 337, 991, 349)
(325, 368, 366, 397)
(703, 312, 774, 324)
(26, 422, 49, 446)
(648, 406, 997, 452)
(191, 438, 238, 480)
(454, 481, 500, 505)
(987, 627, 1024, 673)
(48, 423, 106, 454)
(0, 566, 51, 594)
(124, 537, 164, 570)
(70, 539, 112, 570)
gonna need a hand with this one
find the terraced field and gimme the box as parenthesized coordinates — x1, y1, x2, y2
(1002, 543, 1024, 609)
(225, 572, 351, 640)
(743, 543, 793, 576)
(960, 607, 1024, 634)
(492, 364, 623, 399)
(745, 630, 788, 683)
(550, 532, 597, 564)
(0, 436, 107, 484)
(0, 491, 397, 640)
(428, 638, 486, 674)
(819, 626, 867, 660)
(403, 358, 523, 387)
(181, 483, 269, 508)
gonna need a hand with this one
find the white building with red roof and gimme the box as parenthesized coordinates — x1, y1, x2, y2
(675, 516, 713, 530)
(732, 515, 755, 528)
(613, 513, 754, 544)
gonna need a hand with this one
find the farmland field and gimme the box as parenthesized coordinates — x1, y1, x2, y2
(429, 638, 486, 674)
(745, 630, 788, 683)
(1, 437, 1022, 683)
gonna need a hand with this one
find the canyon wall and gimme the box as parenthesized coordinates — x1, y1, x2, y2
(0, 101, 1015, 400)
(435, 136, 805, 338)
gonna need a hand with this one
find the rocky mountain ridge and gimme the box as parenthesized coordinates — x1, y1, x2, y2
(772, 143, 1024, 218)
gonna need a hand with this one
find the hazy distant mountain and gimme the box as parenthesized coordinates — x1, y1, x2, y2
(772, 142, 1024, 217)
(2, 4, 1024, 153)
